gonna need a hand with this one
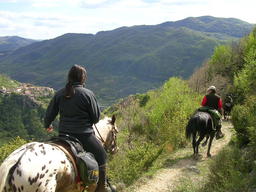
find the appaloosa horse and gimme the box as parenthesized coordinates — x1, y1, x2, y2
(0, 115, 118, 192)
(186, 111, 215, 157)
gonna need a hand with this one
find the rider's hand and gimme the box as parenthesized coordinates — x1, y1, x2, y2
(46, 125, 53, 133)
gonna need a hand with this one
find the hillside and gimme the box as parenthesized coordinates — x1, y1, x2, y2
(0, 16, 253, 105)
(0, 74, 54, 145)
(0, 36, 36, 57)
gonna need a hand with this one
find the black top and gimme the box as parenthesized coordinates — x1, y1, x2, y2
(205, 93, 221, 110)
(44, 83, 100, 134)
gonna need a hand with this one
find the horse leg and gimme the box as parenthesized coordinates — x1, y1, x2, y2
(207, 132, 215, 157)
(192, 133, 197, 155)
(227, 110, 231, 120)
(195, 134, 205, 155)
(202, 135, 209, 147)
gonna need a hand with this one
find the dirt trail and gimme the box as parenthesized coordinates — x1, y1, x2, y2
(125, 121, 233, 192)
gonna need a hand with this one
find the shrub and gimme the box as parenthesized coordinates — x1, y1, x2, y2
(108, 140, 163, 186)
(232, 96, 256, 146)
(0, 137, 27, 163)
(106, 77, 201, 186)
(199, 146, 254, 192)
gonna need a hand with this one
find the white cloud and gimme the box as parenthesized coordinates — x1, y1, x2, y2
(0, 0, 255, 39)
(81, 0, 110, 5)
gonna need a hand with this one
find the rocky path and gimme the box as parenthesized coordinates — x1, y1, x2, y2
(125, 121, 233, 192)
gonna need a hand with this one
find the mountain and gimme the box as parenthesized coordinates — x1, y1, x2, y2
(161, 16, 253, 38)
(0, 36, 37, 57)
(0, 16, 253, 105)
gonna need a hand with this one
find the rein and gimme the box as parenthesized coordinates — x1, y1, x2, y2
(94, 124, 116, 153)
(94, 124, 105, 144)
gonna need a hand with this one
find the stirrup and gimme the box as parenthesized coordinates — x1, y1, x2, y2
(107, 178, 117, 192)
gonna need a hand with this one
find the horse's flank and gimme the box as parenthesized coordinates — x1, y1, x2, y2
(0, 142, 32, 192)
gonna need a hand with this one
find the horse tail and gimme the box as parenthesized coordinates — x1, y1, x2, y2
(0, 159, 16, 192)
(0, 143, 32, 192)
(186, 116, 197, 139)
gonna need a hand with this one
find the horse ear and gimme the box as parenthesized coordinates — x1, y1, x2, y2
(111, 115, 116, 125)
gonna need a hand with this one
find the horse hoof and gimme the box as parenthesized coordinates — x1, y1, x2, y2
(202, 142, 207, 147)
(193, 154, 202, 160)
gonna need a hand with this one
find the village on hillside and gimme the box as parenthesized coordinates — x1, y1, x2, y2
(0, 83, 55, 106)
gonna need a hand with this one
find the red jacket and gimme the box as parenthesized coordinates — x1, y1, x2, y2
(201, 95, 223, 110)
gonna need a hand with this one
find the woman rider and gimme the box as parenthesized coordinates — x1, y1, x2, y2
(44, 64, 108, 192)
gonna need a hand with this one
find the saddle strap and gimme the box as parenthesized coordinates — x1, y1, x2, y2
(49, 143, 79, 181)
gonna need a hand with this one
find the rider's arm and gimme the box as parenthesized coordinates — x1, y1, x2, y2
(218, 98, 223, 115)
(201, 96, 207, 106)
(44, 94, 59, 129)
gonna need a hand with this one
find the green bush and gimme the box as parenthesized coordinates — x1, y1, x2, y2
(198, 145, 256, 192)
(232, 96, 256, 146)
(0, 137, 27, 163)
(108, 140, 163, 185)
(106, 77, 201, 186)
(144, 78, 201, 147)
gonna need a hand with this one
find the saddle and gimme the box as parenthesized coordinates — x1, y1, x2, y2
(47, 134, 99, 186)
(197, 106, 221, 129)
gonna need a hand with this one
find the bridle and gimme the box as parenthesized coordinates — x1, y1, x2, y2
(94, 124, 118, 154)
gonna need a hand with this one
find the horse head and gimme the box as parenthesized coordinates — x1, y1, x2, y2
(94, 115, 119, 154)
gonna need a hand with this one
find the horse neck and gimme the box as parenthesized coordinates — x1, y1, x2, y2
(94, 118, 111, 142)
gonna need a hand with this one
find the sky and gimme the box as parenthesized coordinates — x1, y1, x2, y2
(0, 0, 255, 40)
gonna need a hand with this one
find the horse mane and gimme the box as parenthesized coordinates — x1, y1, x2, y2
(94, 117, 112, 141)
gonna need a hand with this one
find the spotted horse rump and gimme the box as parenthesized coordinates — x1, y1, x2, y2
(1, 142, 78, 192)
(0, 115, 118, 192)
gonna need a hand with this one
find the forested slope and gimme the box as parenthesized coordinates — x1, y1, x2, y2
(0, 16, 253, 105)
(0, 74, 54, 145)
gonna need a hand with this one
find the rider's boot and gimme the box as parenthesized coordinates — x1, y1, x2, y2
(95, 165, 111, 192)
(215, 124, 224, 140)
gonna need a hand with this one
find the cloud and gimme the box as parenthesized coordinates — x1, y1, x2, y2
(28, 0, 116, 9)
(0, 11, 72, 39)
(0, 0, 255, 39)
(78, 0, 117, 8)
(2, 0, 18, 2)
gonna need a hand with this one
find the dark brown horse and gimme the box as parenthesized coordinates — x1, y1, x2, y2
(186, 111, 216, 157)
(223, 95, 233, 120)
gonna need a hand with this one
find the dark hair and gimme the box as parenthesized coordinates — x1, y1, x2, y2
(65, 65, 87, 98)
